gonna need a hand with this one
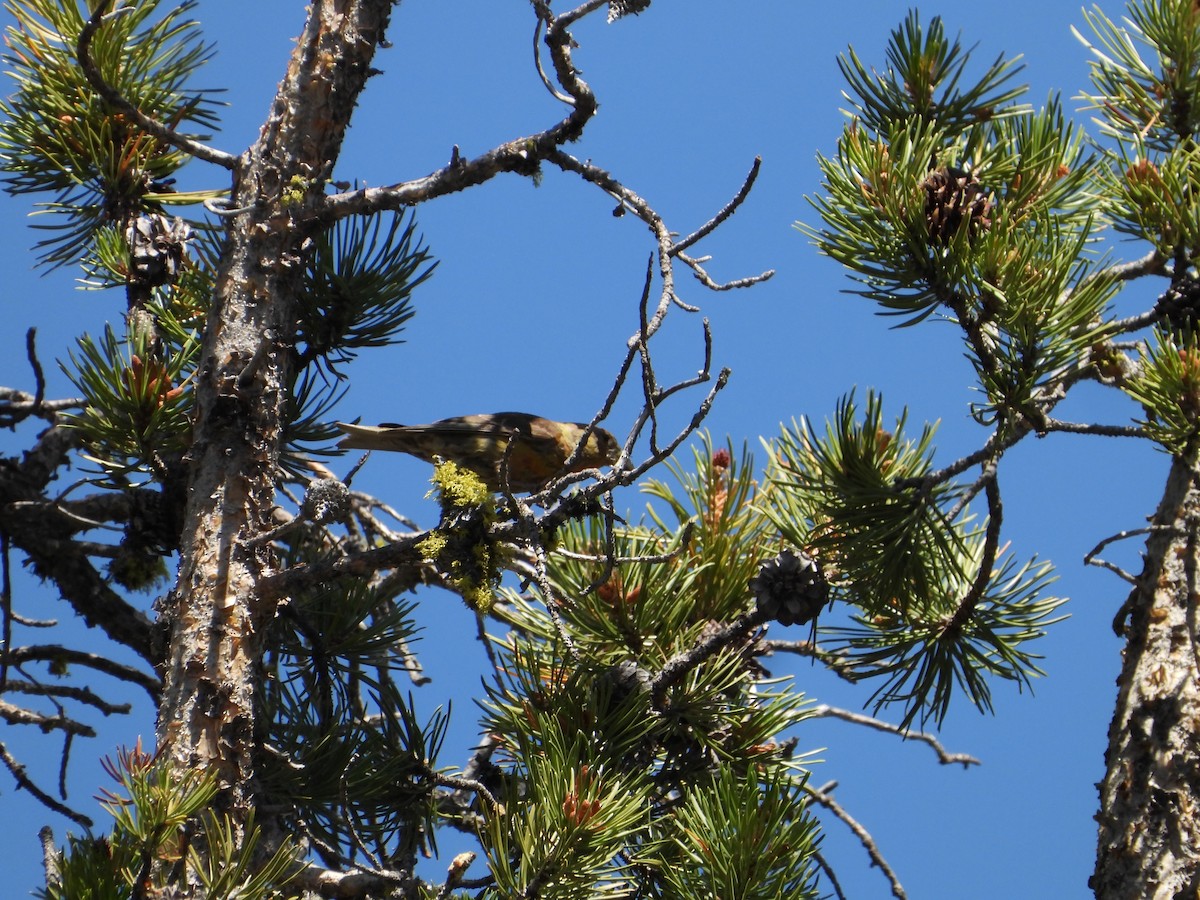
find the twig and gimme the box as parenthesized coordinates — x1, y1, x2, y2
(321, 1, 606, 223)
(0, 533, 10, 694)
(257, 532, 429, 603)
(289, 863, 416, 898)
(650, 607, 769, 709)
(430, 770, 499, 812)
(812, 848, 848, 900)
(553, 522, 693, 565)
(3, 679, 133, 715)
(0, 699, 96, 736)
(672, 157, 763, 254)
(1084, 525, 1169, 586)
(24, 329, 44, 415)
(809, 704, 980, 767)
(945, 464, 1002, 633)
(58, 731, 72, 802)
(1, 645, 160, 699)
(531, 10, 573, 105)
(678, 249, 775, 291)
(1041, 418, 1145, 438)
(895, 424, 1021, 492)
(759, 638, 862, 681)
(0, 741, 92, 828)
(39, 826, 60, 887)
(804, 782, 907, 900)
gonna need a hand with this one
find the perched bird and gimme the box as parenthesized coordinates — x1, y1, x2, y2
(335, 412, 621, 492)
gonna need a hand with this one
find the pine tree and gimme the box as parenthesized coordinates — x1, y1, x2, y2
(806, 2, 1200, 895)
(10, 1, 1200, 898)
(0, 1, 831, 897)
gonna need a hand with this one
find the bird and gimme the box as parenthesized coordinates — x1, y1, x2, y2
(335, 412, 621, 492)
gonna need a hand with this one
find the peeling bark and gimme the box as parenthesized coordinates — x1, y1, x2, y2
(156, 0, 394, 817)
(1094, 453, 1200, 898)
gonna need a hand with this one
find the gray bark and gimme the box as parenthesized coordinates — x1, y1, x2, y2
(1095, 453, 1200, 898)
(155, 0, 393, 817)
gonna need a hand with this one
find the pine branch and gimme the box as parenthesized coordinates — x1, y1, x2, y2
(76, 1, 236, 170)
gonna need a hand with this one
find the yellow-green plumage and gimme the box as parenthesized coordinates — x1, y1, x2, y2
(335, 412, 620, 492)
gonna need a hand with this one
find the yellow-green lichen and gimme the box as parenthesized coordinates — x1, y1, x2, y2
(427, 457, 493, 510)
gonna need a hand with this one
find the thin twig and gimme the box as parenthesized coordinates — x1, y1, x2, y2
(430, 770, 499, 812)
(0, 699, 96, 736)
(809, 704, 980, 767)
(804, 782, 907, 900)
(678, 249, 775, 291)
(553, 523, 693, 565)
(0, 741, 92, 828)
(812, 848, 848, 900)
(24, 329, 44, 415)
(1084, 525, 1170, 585)
(945, 464, 1002, 633)
(2, 645, 160, 699)
(759, 638, 863, 682)
(1041, 418, 1145, 438)
(672, 157, 763, 254)
(0, 533, 10, 694)
(531, 10, 573, 105)
(3, 679, 133, 715)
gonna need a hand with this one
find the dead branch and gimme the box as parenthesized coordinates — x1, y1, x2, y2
(805, 781, 907, 900)
(809, 704, 981, 767)
(0, 742, 92, 829)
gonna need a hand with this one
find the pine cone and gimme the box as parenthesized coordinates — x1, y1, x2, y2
(126, 213, 192, 287)
(749, 549, 830, 626)
(1155, 278, 1200, 337)
(922, 164, 993, 245)
(608, 0, 651, 22)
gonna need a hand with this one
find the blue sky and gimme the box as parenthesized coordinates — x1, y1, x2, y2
(0, 1, 1166, 897)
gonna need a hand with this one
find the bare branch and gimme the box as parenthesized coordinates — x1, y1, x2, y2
(429, 770, 499, 813)
(289, 863, 416, 899)
(1085, 526, 1169, 586)
(809, 704, 981, 766)
(24, 329, 45, 415)
(1041, 418, 1145, 438)
(1, 533, 10, 694)
(0, 742, 92, 829)
(678, 249, 775, 291)
(0, 390, 83, 429)
(257, 532, 430, 603)
(3, 680, 133, 716)
(805, 781, 907, 900)
(39, 826, 60, 887)
(812, 849, 848, 900)
(673, 157, 764, 254)
(945, 464, 1003, 633)
(1102, 250, 1167, 283)
(759, 638, 862, 681)
(321, 1, 609, 223)
(0, 454, 154, 661)
(0, 699, 96, 736)
(2, 646, 159, 699)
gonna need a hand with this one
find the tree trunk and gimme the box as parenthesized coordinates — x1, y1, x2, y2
(155, 0, 393, 821)
(1094, 452, 1200, 898)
